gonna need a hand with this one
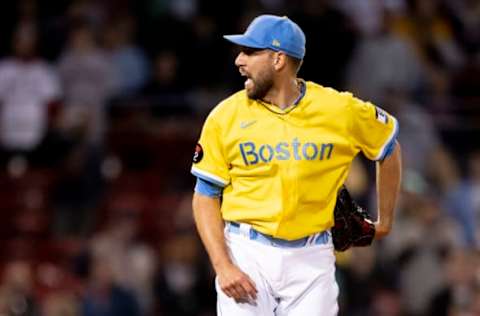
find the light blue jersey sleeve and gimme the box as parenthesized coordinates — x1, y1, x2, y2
(194, 177, 223, 198)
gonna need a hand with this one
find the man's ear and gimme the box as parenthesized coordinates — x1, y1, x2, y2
(272, 52, 287, 71)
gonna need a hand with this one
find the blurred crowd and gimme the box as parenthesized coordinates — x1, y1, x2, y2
(0, 0, 478, 315)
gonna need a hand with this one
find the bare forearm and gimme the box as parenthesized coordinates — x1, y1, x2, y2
(375, 141, 402, 237)
(192, 192, 257, 300)
(192, 193, 232, 271)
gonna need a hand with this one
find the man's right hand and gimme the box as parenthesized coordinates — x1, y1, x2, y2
(216, 262, 258, 302)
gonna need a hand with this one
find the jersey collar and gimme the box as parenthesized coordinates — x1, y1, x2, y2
(258, 79, 306, 114)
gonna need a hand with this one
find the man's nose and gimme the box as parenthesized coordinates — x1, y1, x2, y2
(235, 52, 246, 67)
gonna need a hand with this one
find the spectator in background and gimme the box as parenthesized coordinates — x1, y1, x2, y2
(369, 286, 404, 316)
(334, 0, 406, 37)
(393, 0, 465, 71)
(378, 87, 479, 247)
(42, 292, 79, 316)
(66, 0, 108, 30)
(148, 0, 198, 22)
(51, 18, 113, 237)
(57, 19, 116, 146)
(102, 16, 149, 99)
(449, 53, 480, 143)
(337, 246, 401, 316)
(380, 87, 457, 189)
(467, 151, 480, 232)
(451, 50, 480, 100)
(290, 0, 356, 88)
(346, 8, 425, 103)
(428, 249, 479, 316)
(55, 19, 114, 229)
(0, 24, 61, 166)
(154, 233, 215, 316)
(383, 184, 463, 316)
(51, 144, 103, 238)
(87, 206, 157, 315)
(188, 15, 226, 89)
(442, 150, 480, 249)
(81, 254, 141, 316)
(188, 14, 244, 117)
(445, 0, 480, 55)
(141, 50, 193, 117)
(391, 0, 465, 98)
(469, 280, 480, 315)
(0, 261, 39, 316)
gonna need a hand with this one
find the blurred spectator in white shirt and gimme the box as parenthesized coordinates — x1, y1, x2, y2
(0, 25, 61, 156)
(57, 19, 116, 146)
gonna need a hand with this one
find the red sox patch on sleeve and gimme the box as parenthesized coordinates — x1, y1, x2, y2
(375, 107, 389, 124)
(193, 143, 204, 163)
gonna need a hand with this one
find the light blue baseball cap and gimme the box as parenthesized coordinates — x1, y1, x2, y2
(223, 15, 306, 60)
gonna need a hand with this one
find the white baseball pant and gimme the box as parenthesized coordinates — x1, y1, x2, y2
(216, 222, 339, 316)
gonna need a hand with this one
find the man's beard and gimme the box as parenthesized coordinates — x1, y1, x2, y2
(246, 69, 274, 100)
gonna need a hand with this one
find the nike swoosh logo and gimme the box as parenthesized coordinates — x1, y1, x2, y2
(240, 120, 257, 129)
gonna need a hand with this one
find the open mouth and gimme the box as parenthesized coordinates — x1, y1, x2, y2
(244, 78, 253, 89)
(239, 69, 253, 89)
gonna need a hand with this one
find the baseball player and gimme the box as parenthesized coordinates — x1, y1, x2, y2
(191, 14, 402, 316)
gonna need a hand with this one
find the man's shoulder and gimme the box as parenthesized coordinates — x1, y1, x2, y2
(305, 81, 355, 109)
(306, 81, 352, 98)
(208, 90, 248, 119)
(221, 89, 248, 106)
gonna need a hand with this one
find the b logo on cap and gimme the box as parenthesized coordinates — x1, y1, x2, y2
(272, 39, 280, 47)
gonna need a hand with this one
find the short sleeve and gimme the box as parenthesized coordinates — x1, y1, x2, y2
(191, 114, 230, 187)
(194, 177, 223, 197)
(348, 96, 399, 161)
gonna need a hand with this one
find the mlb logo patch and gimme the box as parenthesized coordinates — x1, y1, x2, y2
(375, 107, 389, 124)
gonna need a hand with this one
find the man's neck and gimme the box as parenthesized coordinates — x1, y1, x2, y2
(262, 77, 301, 110)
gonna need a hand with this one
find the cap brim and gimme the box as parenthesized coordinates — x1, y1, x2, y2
(223, 35, 265, 49)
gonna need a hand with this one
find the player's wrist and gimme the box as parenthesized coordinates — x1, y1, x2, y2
(212, 257, 235, 272)
(375, 212, 393, 228)
(375, 220, 391, 229)
(374, 221, 392, 239)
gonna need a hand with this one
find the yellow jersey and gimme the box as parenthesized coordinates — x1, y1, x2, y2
(191, 81, 398, 240)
